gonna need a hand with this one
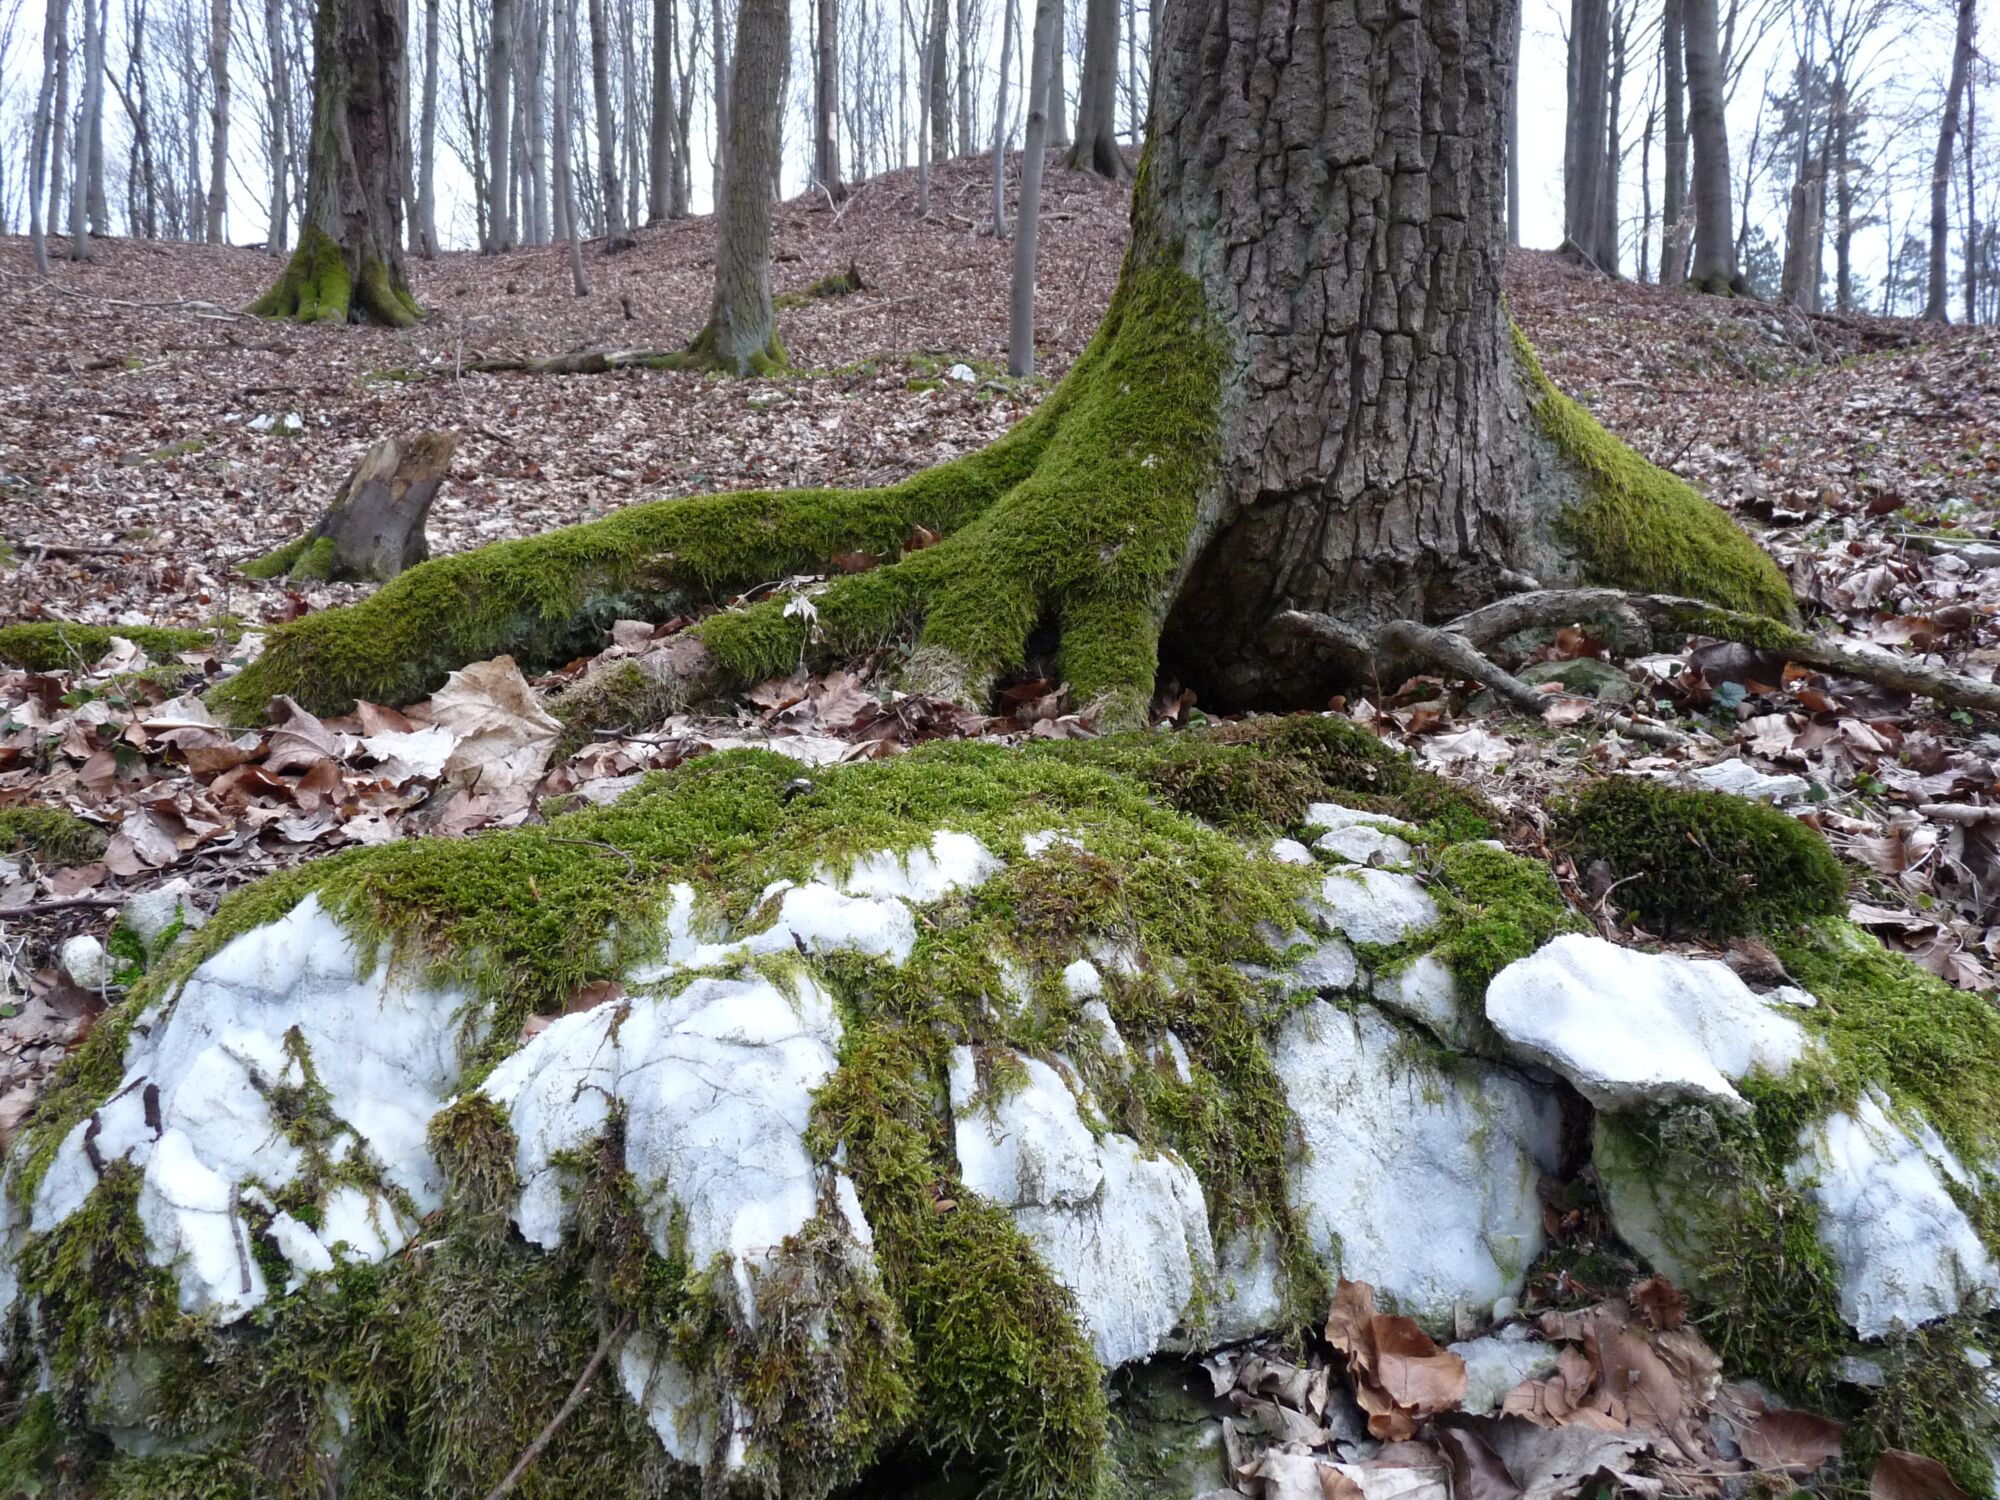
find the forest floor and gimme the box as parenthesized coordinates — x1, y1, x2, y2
(4, 150, 2000, 1131)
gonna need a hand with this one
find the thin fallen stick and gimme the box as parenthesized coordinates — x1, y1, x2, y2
(481, 1315, 634, 1500)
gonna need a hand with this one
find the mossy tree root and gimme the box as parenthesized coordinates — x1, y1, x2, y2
(208, 259, 1226, 726)
(249, 225, 422, 328)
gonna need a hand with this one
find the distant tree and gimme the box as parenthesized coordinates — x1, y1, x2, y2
(1563, 0, 1613, 269)
(588, 0, 630, 248)
(1740, 222, 1783, 297)
(814, 0, 840, 191)
(1009, 0, 1057, 377)
(1064, 0, 1124, 178)
(486, 0, 516, 250)
(205, 0, 229, 243)
(553, 0, 589, 291)
(250, 0, 421, 323)
(1928, 0, 1976, 320)
(1686, 0, 1742, 290)
(27, 0, 69, 273)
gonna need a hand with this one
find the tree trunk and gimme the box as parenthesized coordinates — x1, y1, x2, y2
(27, 0, 68, 275)
(815, 0, 839, 191)
(66, 0, 100, 261)
(916, 0, 934, 214)
(1562, 0, 1609, 268)
(417, 0, 439, 254)
(1064, 0, 1124, 178)
(86, 0, 108, 236)
(1009, 0, 1057, 377)
(955, 0, 971, 155)
(250, 0, 420, 325)
(487, 0, 516, 250)
(685, 0, 784, 371)
(244, 432, 459, 583)
(228, 0, 1790, 744)
(991, 0, 1014, 237)
(1661, 0, 1689, 282)
(1965, 76, 1979, 326)
(711, 0, 730, 183)
(524, 0, 551, 244)
(1927, 0, 1975, 322)
(1685, 0, 1737, 292)
(589, 0, 628, 246)
(204, 0, 229, 244)
(650, 0, 677, 218)
(270, 0, 295, 252)
(927, 0, 949, 162)
(1506, 0, 1521, 248)
(1048, 0, 1066, 148)
(554, 0, 590, 291)
(1598, 1, 1625, 275)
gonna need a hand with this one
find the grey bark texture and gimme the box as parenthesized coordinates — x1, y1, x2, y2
(1064, 0, 1124, 177)
(711, 0, 730, 181)
(991, 0, 1014, 237)
(1008, 0, 1057, 377)
(28, 0, 68, 274)
(554, 0, 589, 291)
(1507, 0, 1521, 247)
(271, 0, 296, 252)
(417, 0, 438, 254)
(649, 0, 677, 219)
(1684, 0, 1737, 291)
(486, 0, 516, 250)
(205, 0, 228, 243)
(1149, 0, 1549, 706)
(282, 432, 459, 582)
(696, 0, 785, 371)
(1562, 0, 1610, 267)
(67, 0, 101, 260)
(589, 0, 628, 246)
(1048, 0, 1066, 147)
(1928, 0, 1977, 320)
(927, 0, 949, 159)
(815, 0, 839, 190)
(1661, 0, 1689, 282)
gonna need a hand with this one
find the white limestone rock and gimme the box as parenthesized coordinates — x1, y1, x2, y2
(1314, 825, 1415, 867)
(1450, 1324, 1560, 1415)
(119, 877, 208, 959)
(1371, 953, 1477, 1050)
(1305, 804, 1417, 840)
(1269, 838, 1315, 866)
(1485, 934, 1811, 1112)
(1310, 869, 1439, 948)
(950, 1048, 1213, 1367)
(1270, 1002, 1561, 1322)
(1292, 936, 1359, 993)
(26, 894, 469, 1321)
(830, 830, 1001, 903)
(481, 971, 868, 1310)
(1790, 1092, 1999, 1338)
(60, 934, 109, 991)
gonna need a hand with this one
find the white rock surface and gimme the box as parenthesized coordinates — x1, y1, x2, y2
(1675, 760, 1812, 804)
(120, 878, 207, 958)
(1305, 804, 1417, 839)
(1292, 936, 1359, 993)
(482, 972, 868, 1309)
(60, 934, 108, 990)
(1450, 1324, 1560, 1415)
(1269, 838, 1315, 866)
(1371, 953, 1475, 1049)
(27, 894, 468, 1320)
(1271, 1002, 1561, 1321)
(831, 830, 1000, 904)
(950, 1049, 1213, 1367)
(1314, 825, 1415, 866)
(1311, 869, 1438, 948)
(1485, 934, 1811, 1111)
(1790, 1092, 1999, 1338)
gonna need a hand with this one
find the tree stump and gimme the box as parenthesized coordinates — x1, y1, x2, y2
(243, 430, 457, 584)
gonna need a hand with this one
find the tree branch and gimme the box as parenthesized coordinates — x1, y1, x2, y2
(480, 1314, 633, 1500)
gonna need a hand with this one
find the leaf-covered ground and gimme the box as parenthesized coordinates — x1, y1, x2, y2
(5, 151, 2000, 1147)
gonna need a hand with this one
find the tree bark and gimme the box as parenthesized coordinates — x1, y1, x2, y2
(1929, 0, 1977, 320)
(66, 0, 100, 261)
(649, 0, 677, 219)
(991, 0, 1015, 237)
(1506, 0, 1521, 248)
(1563, 0, 1610, 267)
(1661, 0, 1689, 282)
(203, 0, 229, 244)
(27, 0, 69, 274)
(416, 0, 439, 254)
(1599, 1, 1625, 275)
(927, 0, 949, 161)
(1965, 75, 1979, 325)
(487, 0, 517, 250)
(250, 0, 421, 324)
(247, 432, 459, 583)
(686, 0, 784, 371)
(815, 0, 840, 192)
(1685, 0, 1738, 292)
(270, 0, 295, 252)
(1048, 0, 1066, 148)
(1009, 0, 1057, 377)
(554, 0, 589, 290)
(589, 0, 629, 247)
(711, 0, 730, 183)
(1064, 0, 1124, 178)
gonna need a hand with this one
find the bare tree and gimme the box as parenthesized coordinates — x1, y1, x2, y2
(553, 0, 588, 290)
(1064, 0, 1123, 177)
(685, 0, 784, 370)
(415, 0, 439, 253)
(1661, 0, 1689, 280)
(1563, 0, 1612, 268)
(588, 0, 629, 247)
(68, 0, 103, 258)
(649, 0, 676, 218)
(1508, 0, 1523, 247)
(1047, 0, 1065, 147)
(26, 0, 68, 272)
(990, 0, 1014, 237)
(1686, 0, 1740, 290)
(487, 0, 516, 249)
(251, 0, 420, 322)
(202, 0, 228, 241)
(1008, 0, 1055, 377)
(814, 0, 839, 190)
(266, 0, 294, 250)
(1927, 0, 1976, 320)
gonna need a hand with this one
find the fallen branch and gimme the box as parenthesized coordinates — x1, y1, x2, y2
(480, 1315, 633, 1500)
(461, 347, 681, 376)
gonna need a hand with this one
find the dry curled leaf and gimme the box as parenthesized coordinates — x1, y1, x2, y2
(1873, 1450, 1972, 1500)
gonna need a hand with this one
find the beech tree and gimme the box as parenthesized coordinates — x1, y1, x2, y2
(1928, 0, 1976, 321)
(249, 0, 421, 324)
(1686, 0, 1741, 290)
(1065, 0, 1125, 178)
(219, 0, 1829, 737)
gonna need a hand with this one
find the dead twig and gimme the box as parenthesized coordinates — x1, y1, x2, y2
(480, 1315, 633, 1500)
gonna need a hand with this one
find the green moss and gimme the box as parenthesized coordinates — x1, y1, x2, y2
(1514, 327, 1798, 622)
(1424, 842, 1585, 999)
(354, 256, 422, 329)
(547, 659, 675, 756)
(239, 534, 312, 580)
(208, 254, 1223, 729)
(98, 1449, 257, 1500)
(1844, 1320, 2000, 1499)
(0, 621, 236, 672)
(249, 227, 351, 325)
(1554, 776, 1847, 939)
(0, 805, 106, 864)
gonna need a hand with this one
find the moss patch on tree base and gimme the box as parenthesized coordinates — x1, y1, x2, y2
(249, 227, 421, 329)
(239, 534, 339, 582)
(1513, 328, 1799, 623)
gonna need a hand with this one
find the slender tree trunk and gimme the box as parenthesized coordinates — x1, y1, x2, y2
(1507, 0, 1521, 248)
(1661, 0, 1689, 281)
(1638, 104, 1654, 283)
(49, 21, 70, 235)
(68, 0, 102, 260)
(525, 0, 550, 243)
(1966, 77, 1980, 325)
(416, 0, 439, 254)
(1048, 0, 1066, 148)
(487, 0, 516, 249)
(650, 0, 676, 218)
(916, 0, 934, 213)
(269, 0, 294, 250)
(251, 0, 421, 324)
(690, 0, 784, 370)
(1685, 0, 1737, 291)
(711, 0, 730, 183)
(1598, 2, 1624, 275)
(1009, 0, 1056, 378)
(955, 0, 971, 155)
(553, 0, 589, 291)
(815, 0, 839, 190)
(87, 0, 107, 235)
(1064, 0, 1124, 177)
(622, 0, 642, 228)
(991, 0, 1014, 237)
(1927, 0, 1975, 321)
(1563, 0, 1609, 266)
(203, 0, 229, 243)
(589, 0, 626, 245)
(26, 0, 68, 274)
(927, 0, 949, 162)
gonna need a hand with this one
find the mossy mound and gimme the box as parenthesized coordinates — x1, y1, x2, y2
(0, 621, 237, 672)
(5, 721, 1514, 1499)
(239, 534, 340, 583)
(0, 805, 106, 865)
(1553, 776, 1847, 939)
(1514, 329, 1799, 623)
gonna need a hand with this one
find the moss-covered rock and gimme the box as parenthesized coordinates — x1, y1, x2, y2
(1553, 775, 1847, 939)
(0, 805, 107, 865)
